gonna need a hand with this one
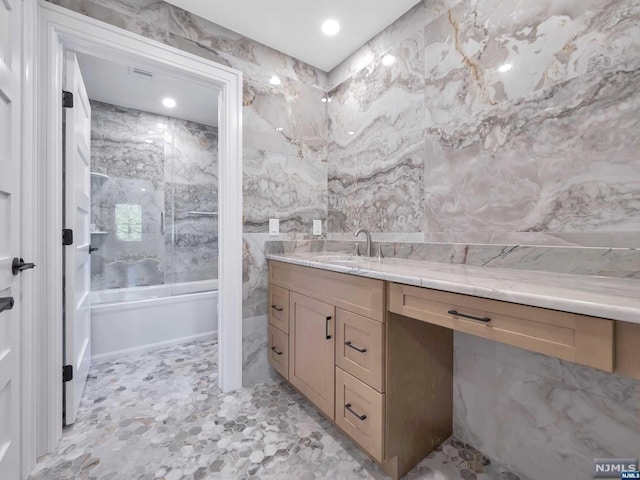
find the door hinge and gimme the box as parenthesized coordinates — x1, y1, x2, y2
(62, 90, 74, 108)
(62, 229, 73, 246)
(63, 365, 73, 382)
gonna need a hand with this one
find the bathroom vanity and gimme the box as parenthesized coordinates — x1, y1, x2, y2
(266, 255, 640, 480)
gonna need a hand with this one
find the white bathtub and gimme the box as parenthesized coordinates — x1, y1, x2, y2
(91, 280, 218, 361)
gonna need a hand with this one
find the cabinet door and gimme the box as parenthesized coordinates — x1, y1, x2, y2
(289, 292, 335, 419)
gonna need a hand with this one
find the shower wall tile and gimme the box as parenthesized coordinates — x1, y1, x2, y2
(90, 101, 166, 185)
(243, 148, 327, 233)
(90, 100, 218, 290)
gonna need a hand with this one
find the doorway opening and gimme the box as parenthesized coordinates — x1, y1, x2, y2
(39, 2, 243, 451)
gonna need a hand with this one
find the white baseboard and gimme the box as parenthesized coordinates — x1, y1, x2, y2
(91, 331, 218, 363)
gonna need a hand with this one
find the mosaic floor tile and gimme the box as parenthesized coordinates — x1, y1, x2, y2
(29, 339, 520, 480)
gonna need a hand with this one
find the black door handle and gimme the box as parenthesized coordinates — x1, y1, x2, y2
(89, 246, 99, 253)
(0, 297, 14, 314)
(345, 341, 367, 353)
(271, 346, 283, 355)
(345, 403, 367, 421)
(271, 304, 283, 312)
(325, 316, 332, 339)
(12, 258, 36, 275)
(448, 309, 491, 323)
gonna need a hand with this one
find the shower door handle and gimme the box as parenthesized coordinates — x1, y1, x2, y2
(160, 212, 165, 236)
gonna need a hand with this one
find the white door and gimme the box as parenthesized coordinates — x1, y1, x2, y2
(63, 51, 92, 426)
(0, 0, 23, 477)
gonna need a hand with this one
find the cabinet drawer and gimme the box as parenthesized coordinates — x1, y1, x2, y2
(268, 325, 289, 379)
(388, 283, 614, 372)
(269, 284, 290, 334)
(335, 367, 385, 463)
(336, 309, 385, 392)
(269, 261, 384, 322)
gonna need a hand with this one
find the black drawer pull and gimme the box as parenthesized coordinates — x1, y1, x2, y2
(271, 304, 283, 312)
(345, 403, 366, 421)
(345, 341, 367, 353)
(325, 316, 332, 339)
(448, 309, 491, 323)
(271, 346, 283, 355)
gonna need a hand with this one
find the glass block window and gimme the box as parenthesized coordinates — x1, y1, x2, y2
(115, 204, 142, 241)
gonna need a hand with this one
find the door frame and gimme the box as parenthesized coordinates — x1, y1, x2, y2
(36, 0, 244, 454)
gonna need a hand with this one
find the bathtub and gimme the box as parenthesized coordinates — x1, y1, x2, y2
(90, 280, 218, 361)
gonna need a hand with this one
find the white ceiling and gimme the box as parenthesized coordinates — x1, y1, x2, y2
(76, 53, 219, 126)
(163, 0, 422, 72)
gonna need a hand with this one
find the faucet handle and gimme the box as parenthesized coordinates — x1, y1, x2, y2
(352, 243, 361, 257)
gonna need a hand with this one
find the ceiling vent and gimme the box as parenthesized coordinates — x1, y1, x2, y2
(129, 67, 154, 80)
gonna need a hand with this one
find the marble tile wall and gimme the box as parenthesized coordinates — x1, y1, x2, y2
(49, 0, 330, 384)
(327, 0, 640, 249)
(453, 332, 640, 480)
(266, 240, 640, 279)
(90, 100, 218, 290)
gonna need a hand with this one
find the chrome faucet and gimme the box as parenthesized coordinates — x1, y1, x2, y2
(353, 228, 372, 257)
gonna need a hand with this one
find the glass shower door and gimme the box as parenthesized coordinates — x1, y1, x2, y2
(164, 117, 219, 296)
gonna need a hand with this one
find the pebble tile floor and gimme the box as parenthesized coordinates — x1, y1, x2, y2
(29, 338, 521, 480)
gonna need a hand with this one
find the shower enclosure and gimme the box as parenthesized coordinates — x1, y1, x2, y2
(88, 101, 219, 358)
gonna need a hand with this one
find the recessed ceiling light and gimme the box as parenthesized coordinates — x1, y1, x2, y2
(381, 54, 396, 66)
(162, 97, 176, 108)
(347, 131, 355, 135)
(269, 75, 281, 86)
(498, 63, 513, 73)
(322, 19, 340, 36)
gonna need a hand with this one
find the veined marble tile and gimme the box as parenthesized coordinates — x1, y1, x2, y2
(424, 0, 640, 125)
(426, 61, 640, 236)
(242, 233, 271, 319)
(243, 148, 327, 233)
(242, 314, 277, 387)
(166, 119, 217, 186)
(453, 332, 640, 480)
(91, 100, 166, 184)
(48, 0, 328, 90)
(328, 29, 426, 233)
(165, 3, 328, 90)
(327, 2, 426, 89)
(243, 73, 328, 163)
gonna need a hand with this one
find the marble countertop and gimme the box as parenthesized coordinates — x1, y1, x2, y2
(266, 252, 640, 324)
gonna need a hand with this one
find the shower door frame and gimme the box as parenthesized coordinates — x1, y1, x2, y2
(37, 1, 243, 454)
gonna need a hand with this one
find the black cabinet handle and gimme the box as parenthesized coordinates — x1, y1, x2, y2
(345, 341, 367, 353)
(271, 346, 283, 355)
(271, 305, 283, 312)
(12, 258, 36, 275)
(89, 246, 99, 253)
(448, 309, 491, 323)
(325, 316, 332, 339)
(0, 297, 14, 314)
(345, 403, 367, 421)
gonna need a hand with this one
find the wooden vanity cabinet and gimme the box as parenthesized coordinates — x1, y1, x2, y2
(268, 261, 453, 480)
(288, 292, 336, 419)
